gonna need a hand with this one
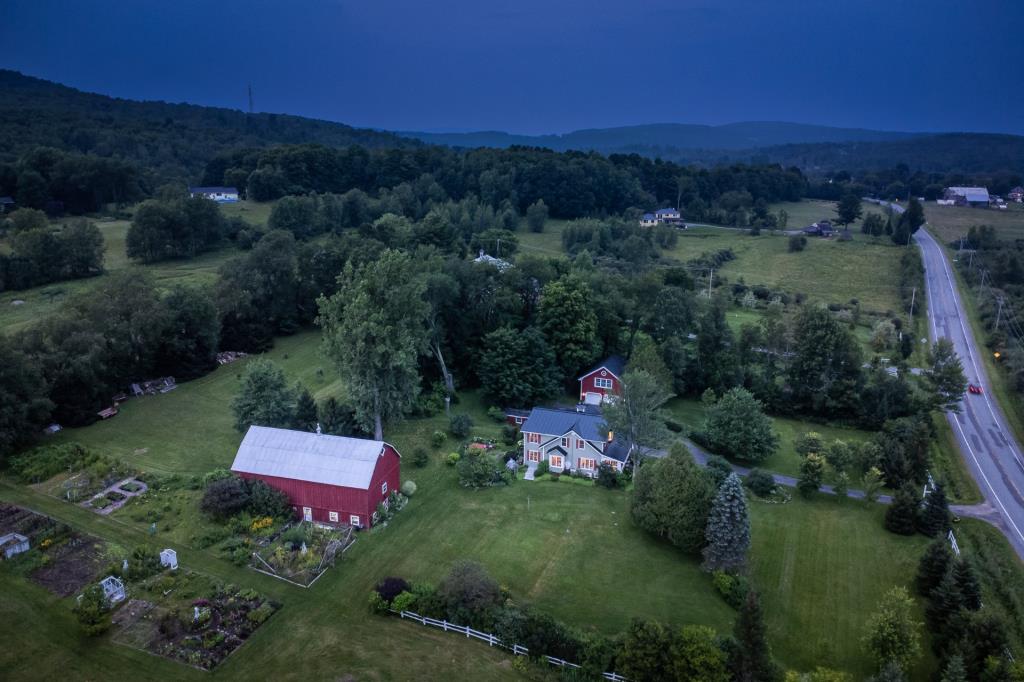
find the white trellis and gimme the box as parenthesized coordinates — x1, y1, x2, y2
(160, 548, 178, 570)
(947, 529, 961, 557)
(100, 575, 125, 605)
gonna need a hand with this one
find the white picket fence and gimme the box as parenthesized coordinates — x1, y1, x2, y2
(397, 610, 627, 681)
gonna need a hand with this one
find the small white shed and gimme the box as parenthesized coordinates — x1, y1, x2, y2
(160, 548, 178, 570)
(0, 533, 30, 559)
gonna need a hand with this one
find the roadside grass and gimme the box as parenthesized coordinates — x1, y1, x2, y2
(931, 413, 983, 504)
(955, 518, 1024, 652)
(750, 493, 934, 679)
(49, 330, 340, 474)
(924, 202, 1024, 244)
(665, 397, 873, 481)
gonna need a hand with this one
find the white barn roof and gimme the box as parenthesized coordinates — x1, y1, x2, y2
(231, 425, 389, 490)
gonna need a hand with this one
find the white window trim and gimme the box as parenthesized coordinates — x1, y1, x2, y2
(302, 507, 312, 521)
(381, 481, 388, 495)
(328, 511, 339, 523)
(595, 377, 614, 389)
(350, 514, 361, 527)
(549, 455, 564, 469)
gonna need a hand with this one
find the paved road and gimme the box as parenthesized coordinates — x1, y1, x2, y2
(876, 200, 1024, 558)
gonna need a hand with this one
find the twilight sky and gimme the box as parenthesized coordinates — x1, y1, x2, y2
(3, 0, 1023, 135)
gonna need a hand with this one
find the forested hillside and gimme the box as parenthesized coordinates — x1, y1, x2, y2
(0, 70, 413, 182)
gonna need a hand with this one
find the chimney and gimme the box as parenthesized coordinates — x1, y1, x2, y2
(607, 430, 613, 442)
(315, 423, 322, 435)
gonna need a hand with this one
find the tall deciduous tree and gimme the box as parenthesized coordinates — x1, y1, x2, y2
(477, 326, 561, 407)
(318, 250, 430, 439)
(788, 305, 863, 417)
(0, 337, 52, 463)
(526, 199, 549, 233)
(863, 587, 921, 674)
(538, 274, 600, 377)
(703, 388, 779, 464)
(601, 369, 673, 471)
(834, 193, 863, 230)
(232, 358, 295, 432)
(797, 453, 825, 497)
(925, 339, 966, 412)
(702, 473, 750, 573)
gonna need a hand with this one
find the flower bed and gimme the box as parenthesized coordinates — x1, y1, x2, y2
(250, 522, 354, 586)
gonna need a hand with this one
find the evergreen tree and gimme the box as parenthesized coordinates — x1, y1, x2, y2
(797, 453, 825, 497)
(952, 559, 982, 611)
(884, 485, 919, 536)
(916, 539, 954, 597)
(702, 473, 751, 572)
(917, 484, 951, 537)
(925, 570, 963, 633)
(292, 385, 319, 432)
(477, 326, 562, 407)
(939, 654, 967, 682)
(731, 590, 779, 682)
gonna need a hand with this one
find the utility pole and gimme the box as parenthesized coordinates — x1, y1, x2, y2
(996, 297, 1005, 330)
(909, 287, 916, 325)
(247, 83, 254, 114)
(707, 268, 714, 298)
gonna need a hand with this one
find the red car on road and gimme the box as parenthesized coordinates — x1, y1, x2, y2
(968, 384, 983, 395)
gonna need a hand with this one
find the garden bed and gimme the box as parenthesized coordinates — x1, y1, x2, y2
(29, 532, 106, 596)
(251, 522, 354, 586)
(110, 570, 277, 669)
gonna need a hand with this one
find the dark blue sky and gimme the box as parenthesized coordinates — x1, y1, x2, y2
(3, 0, 1023, 135)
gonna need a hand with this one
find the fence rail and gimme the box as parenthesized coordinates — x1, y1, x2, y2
(397, 610, 627, 681)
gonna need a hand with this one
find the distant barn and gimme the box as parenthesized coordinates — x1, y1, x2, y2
(188, 186, 239, 203)
(230, 426, 400, 528)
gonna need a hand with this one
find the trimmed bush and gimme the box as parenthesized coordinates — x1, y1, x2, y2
(744, 468, 776, 497)
(200, 476, 251, 519)
(445, 452, 460, 466)
(487, 406, 505, 423)
(431, 431, 447, 448)
(535, 460, 549, 477)
(400, 480, 417, 497)
(375, 576, 411, 603)
(449, 414, 473, 438)
(596, 463, 621, 489)
(412, 447, 429, 468)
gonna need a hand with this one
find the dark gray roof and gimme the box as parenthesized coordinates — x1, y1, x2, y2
(578, 354, 626, 380)
(655, 207, 678, 215)
(604, 439, 631, 463)
(504, 408, 531, 418)
(520, 407, 608, 442)
(0, 196, 14, 204)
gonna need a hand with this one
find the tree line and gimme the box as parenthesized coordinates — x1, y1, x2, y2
(0, 208, 104, 290)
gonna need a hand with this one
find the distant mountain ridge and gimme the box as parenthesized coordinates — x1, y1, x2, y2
(400, 121, 920, 152)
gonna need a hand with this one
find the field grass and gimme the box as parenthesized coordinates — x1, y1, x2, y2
(924, 202, 1024, 244)
(219, 199, 272, 227)
(0, 328, 947, 679)
(665, 398, 874, 481)
(767, 199, 888, 233)
(0, 217, 239, 334)
(48, 331, 340, 474)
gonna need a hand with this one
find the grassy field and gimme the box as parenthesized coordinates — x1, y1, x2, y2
(925, 202, 1024, 244)
(768, 199, 888, 233)
(0, 328, 947, 679)
(0, 216, 241, 334)
(220, 199, 273, 227)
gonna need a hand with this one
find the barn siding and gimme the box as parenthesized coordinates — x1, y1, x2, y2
(579, 370, 620, 401)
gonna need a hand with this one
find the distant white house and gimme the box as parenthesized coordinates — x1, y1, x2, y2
(640, 207, 685, 228)
(189, 186, 239, 203)
(473, 249, 512, 272)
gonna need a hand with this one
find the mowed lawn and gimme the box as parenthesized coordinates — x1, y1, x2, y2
(49, 331, 341, 473)
(0, 329, 942, 678)
(925, 201, 1024, 244)
(0, 217, 241, 334)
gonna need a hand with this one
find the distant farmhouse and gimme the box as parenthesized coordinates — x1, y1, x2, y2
(521, 405, 631, 478)
(640, 207, 685, 228)
(801, 219, 835, 237)
(1009, 186, 1024, 204)
(189, 186, 240, 203)
(937, 186, 990, 207)
(578, 354, 625, 405)
(230, 425, 401, 529)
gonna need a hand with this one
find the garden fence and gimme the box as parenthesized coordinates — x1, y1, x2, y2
(397, 610, 627, 681)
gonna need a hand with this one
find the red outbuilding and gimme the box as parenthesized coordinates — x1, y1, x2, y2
(577, 355, 626, 404)
(230, 425, 401, 529)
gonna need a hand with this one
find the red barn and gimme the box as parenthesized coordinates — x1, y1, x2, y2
(230, 425, 401, 529)
(577, 355, 626, 404)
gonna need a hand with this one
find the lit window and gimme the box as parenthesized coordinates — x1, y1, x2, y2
(550, 455, 563, 468)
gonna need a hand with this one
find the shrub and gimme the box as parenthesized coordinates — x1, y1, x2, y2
(449, 414, 473, 439)
(247, 479, 291, 519)
(438, 561, 502, 627)
(431, 431, 447, 448)
(501, 424, 518, 445)
(744, 468, 776, 497)
(375, 576, 411, 603)
(368, 590, 388, 614)
(391, 590, 417, 612)
(412, 447, 429, 468)
(665, 419, 684, 433)
(457, 450, 499, 488)
(486, 406, 505, 423)
(200, 476, 251, 519)
(712, 570, 750, 609)
(704, 455, 732, 488)
(202, 468, 234, 486)
(400, 480, 417, 497)
(74, 584, 111, 635)
(535, 460, 549, 477)
(445, 452, 460, 466)
(788, 235, 807, 252)
(596, 463, 621, 489)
